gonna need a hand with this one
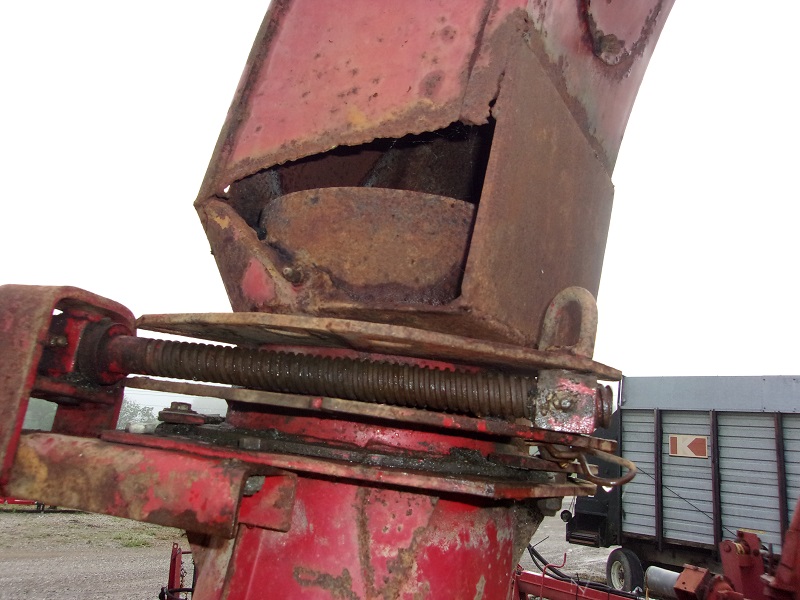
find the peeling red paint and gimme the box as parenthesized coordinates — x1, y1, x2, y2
(241, 258, 276, 305)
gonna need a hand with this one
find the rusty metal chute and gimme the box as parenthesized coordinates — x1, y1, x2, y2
(0, 2, 673, 597)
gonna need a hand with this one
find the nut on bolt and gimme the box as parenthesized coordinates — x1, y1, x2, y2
(281, 266, 304, 284)
(158, 401, 205, 426)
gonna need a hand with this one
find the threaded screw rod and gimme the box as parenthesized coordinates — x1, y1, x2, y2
(100, 336, 535, 419)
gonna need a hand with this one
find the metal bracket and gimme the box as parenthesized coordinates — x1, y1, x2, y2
(0, 285, 134, 487)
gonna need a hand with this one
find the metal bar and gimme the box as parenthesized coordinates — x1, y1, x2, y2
(514, 569, 617, 600)
(0, 285, 135, 488)
(617, 379, 625, 546)
(125, 376, 618, 453)
(775, 412, 789, 537)
(166, 543, 185, 594)
(104, 335, 536, 419)
(0, 285, 53, 486)
(710, 409, 722, 550)
(5, 432, 250, 538)
(101, 430, 597, 501)
(137, 311, 623, 381)
(654, 408, 663, 552)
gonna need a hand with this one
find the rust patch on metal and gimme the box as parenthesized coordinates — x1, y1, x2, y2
(534, 369, 598, 434)
(580, 0, 665, 70)
(136, 312, 622, 380)
(125, 377, 618, 456)
(354, 487, 438, 599)
(0, 285, 134, 487)
(6, 433, 246, 537)
(293, 567, 361, 600)
(103, 428, 599, 500)
(199, 200, 298, 313)
(458, 37, 614, 348)
(238, 471, 297, 532)
(261, 187, 474, 305)
(218, 0, 495, 185)
(526, 0, 674, 170)
(460, 5, 529, 125)
(189, 532, 237, 600)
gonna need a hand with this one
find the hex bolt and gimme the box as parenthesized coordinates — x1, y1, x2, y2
(281, 266, 304, 284)
(559, 398, 572, 410)
(243, 475, 265, 497)
(170, 401, 192, 412)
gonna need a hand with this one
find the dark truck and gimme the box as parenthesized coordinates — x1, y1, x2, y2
(565, 375, 800, 591)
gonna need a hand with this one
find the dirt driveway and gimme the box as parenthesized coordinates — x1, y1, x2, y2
(0, 508, 182, 600)
(0, 499, 609, 599)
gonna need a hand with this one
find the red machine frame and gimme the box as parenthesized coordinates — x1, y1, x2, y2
(0, 1, 681, 598)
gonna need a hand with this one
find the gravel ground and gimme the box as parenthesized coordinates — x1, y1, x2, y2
(520, 499, 611, 583)
(0, 507, 184, 600)
(0, 498, 609, 599)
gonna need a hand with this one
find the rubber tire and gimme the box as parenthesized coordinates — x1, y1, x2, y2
(606, 548, 644, 592)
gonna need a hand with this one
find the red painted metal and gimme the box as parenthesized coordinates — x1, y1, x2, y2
(5, 432, 258, 538)
(100, 429, 593, 502)
(512, 568, 613, 600)
(160, 543, 194, 600)
(0, 1, 676, 597)
(0, 496, 37, 506)
(640, 502, 800, 600)
(195, 0, 672, 349)
(196, 479, 527, 600)
(766, 496, 800, 599)
(208, 0, 672, 188)
(719, 533, 768, 600)
(0, 285, 134, 487)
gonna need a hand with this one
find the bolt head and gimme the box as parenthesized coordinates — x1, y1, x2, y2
(281, 266, 304, 284)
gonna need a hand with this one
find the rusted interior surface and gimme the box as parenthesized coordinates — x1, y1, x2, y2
(258, 187, 475, 306)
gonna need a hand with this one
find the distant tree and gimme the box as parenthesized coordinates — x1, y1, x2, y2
(116, 397, 157, 429)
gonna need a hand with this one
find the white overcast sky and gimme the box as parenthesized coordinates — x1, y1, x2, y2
(1, 2, 798, 380)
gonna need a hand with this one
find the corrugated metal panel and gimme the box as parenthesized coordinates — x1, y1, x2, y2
(617, 377, 800, 557)
(622, 376, 800, 412)
(718, 413, 782, 550)
(661, 411, 714, 545)
(784, 415, 800, 528)
(621, 410, 655, 536)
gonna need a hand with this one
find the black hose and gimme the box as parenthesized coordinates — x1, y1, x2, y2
(526, 545, 642, 599)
